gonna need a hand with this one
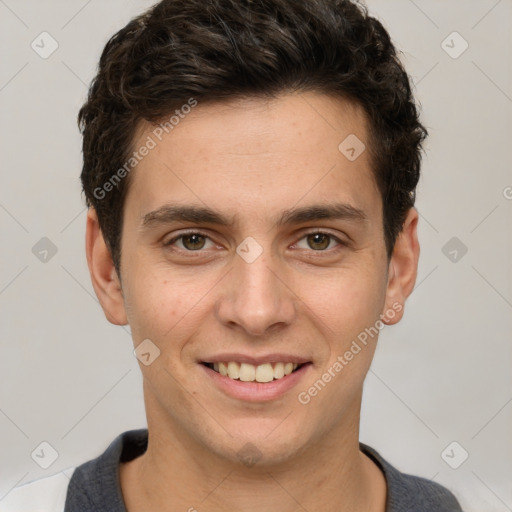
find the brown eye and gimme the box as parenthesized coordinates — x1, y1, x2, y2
(306, 233, 331, 250)
(181, 234, 207, 250)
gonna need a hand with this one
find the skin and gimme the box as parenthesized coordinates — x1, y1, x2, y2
(86, 91, 419, 512)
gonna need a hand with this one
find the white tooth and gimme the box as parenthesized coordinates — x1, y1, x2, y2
(273, 362, 285, 379)
(284, 362, 294, 375)
(292, 363, 298, 371)
(227, 361, 240, 379)
(255, 363, 274, 383)
(239, 363, 256, 382)
(213, 363, 219, 372)
(219, 362, 228, 376)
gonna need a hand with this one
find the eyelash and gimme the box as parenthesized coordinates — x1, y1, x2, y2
(163, 231, 217, 252)
(163, 229, 346, 254)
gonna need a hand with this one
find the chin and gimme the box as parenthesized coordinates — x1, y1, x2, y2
(203, 418, 313, 469)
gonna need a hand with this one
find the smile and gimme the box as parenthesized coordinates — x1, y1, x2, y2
(204, 362, 301, 383)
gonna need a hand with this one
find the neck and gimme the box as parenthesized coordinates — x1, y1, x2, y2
(120, 392, 386, 512)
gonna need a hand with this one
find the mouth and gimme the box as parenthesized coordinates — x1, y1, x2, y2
(202, 361, 305, 383)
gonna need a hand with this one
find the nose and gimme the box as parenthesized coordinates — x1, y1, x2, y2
(215, 250, 296, 337)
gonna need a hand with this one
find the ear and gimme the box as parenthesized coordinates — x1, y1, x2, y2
(381, 208, 420, 325)
(85, 208, 128, 325)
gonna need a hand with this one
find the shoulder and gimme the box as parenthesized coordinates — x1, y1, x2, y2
(360, 443, 464, 512)
(385, 470, 463, 511)
(65, 429, 148, 511)
(0, 429, 147, 512)
(0, 469, 74, 512)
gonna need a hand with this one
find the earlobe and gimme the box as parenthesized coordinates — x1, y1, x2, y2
(85, 208, 128, 325)
(382, 208, 420, 325)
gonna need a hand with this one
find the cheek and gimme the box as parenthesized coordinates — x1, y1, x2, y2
(295, 270, 386, 421)
(122, 265, 217, 361)
(300, 264, 387, 342)
(122, 269, 185, 341)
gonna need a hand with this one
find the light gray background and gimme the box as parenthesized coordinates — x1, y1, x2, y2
(1, 1, 511, 510)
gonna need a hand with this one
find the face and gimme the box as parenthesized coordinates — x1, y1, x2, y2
(89, 92, 417, 466)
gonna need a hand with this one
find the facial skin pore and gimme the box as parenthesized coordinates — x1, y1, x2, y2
(86, 92, 419, 512)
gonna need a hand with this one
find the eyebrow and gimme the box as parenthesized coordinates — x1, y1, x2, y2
(142, 205, 226, 227)
(141, 202, 368, 229)
(277, 203, 368, 226)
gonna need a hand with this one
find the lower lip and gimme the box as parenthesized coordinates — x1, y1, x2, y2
(201, 363, 311, 402)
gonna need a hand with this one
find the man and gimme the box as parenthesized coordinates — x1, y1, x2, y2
(2, 0, 464, 510)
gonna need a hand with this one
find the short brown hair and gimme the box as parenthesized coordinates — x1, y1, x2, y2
(79, 0, 427, 273)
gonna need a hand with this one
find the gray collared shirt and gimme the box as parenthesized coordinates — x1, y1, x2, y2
(62, 429, 463, 511)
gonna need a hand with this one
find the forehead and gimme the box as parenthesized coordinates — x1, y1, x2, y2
(125, 92, 381, 227)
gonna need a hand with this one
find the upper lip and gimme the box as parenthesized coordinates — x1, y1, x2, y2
(201, 353, 311, 365)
